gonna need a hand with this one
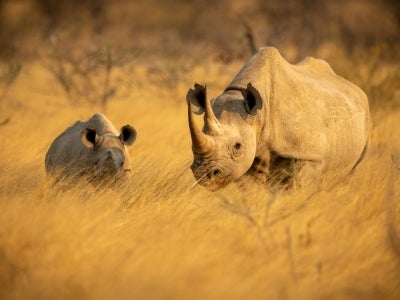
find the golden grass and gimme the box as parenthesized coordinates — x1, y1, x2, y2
(0, 57, 399, 300)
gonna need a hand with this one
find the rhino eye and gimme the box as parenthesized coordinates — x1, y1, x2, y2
(233, 142, 243, 156)
(234, 143, 242, 150)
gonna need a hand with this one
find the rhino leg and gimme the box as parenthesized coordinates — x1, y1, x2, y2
(247, 151, 327, 191)
(247, 152, 271, 183)
(247, 151, 302, 188)
(292, 160, 325, 189)
(266, 152, 304, 189)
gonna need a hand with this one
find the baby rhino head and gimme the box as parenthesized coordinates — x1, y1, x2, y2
(80, 125, 136, 182)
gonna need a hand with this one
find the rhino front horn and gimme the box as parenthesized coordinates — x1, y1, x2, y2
(186, 83, 221, 136)
(187, 88, 214, 154)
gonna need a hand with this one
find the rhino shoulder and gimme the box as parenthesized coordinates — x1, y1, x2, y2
(255, 47, 286, 62)
(296, 56, 336, 75)
(257, 47, 280, 55)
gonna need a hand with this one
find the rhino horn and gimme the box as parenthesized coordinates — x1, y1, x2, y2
(186, 83, 221, 136)
(187, 93, 214, 154)
(202, 86, 221, 136)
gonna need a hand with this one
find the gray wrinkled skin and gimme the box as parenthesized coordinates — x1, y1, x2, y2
(187, 47, 370, 191)
(45, 113, 137, 186)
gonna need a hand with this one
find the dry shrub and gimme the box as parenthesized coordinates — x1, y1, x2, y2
(40, 35, 138, 111)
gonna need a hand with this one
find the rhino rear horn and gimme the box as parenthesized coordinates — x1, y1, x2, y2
(81, 127, 100, 149)
(120, 125, 137, 146)
(241, 83, 263, 115)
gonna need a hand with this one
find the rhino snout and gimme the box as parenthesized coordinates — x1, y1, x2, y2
(191, 163, 231, 190)
(206, 168, 221, 180)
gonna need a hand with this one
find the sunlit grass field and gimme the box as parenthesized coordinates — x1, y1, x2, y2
(0, 1, 399, 298)
(0, 49, 399, 299)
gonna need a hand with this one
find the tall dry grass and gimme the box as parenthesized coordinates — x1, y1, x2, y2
(0, 0, 399, 298)
(0, 51, 399, 300)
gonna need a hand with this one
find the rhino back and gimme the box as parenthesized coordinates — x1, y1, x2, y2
(227, 47, 370, 176)
(267, 51, 370, 175)
(45, 120, 89, 172)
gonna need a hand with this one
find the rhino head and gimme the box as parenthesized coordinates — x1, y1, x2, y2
(80, 125, 136, 182)
(187, 83, 263, 191)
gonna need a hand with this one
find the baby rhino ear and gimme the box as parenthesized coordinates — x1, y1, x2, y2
(241, 83, 263, 116)
(81, 127, 99, 149)
(120, 125, 137, 146)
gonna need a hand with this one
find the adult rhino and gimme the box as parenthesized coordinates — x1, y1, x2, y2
(187, 47, 370, 191)
(45, 113, 137, 185)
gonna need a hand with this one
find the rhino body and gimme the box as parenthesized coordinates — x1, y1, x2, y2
(45, 113, 136, 185)
(187, 47, 370, 191)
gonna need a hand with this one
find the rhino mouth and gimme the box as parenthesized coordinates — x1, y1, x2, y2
(89, 166, 130, 183)
(200, 178, 231, 191)
(191, 163, 233, 191)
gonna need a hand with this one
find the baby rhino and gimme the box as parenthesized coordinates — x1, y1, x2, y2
(45, 113, 137, 185)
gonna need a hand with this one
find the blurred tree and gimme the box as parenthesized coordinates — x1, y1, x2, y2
(258, 0, 399, 57)
(0, 0, 398, 63)
(36, 0, 105, 36)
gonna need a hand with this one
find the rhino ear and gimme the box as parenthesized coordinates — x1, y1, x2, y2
(81, 127, 100, 149)
(241, 83, 263, 116)
(186, 83, 206, 115)
(120, 125, 137, 146)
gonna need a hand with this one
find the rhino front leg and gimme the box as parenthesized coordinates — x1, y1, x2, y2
(246, 152, 271, 183)
(292, 160, 325, 190)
